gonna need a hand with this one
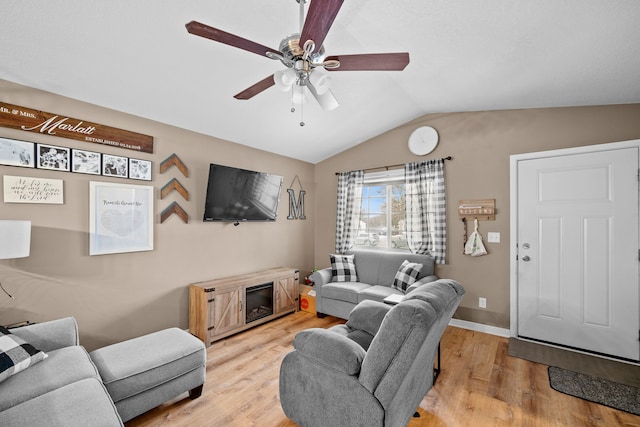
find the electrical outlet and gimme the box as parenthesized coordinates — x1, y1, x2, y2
(479, 297, 487, 309)
(487, 232, 500, 243)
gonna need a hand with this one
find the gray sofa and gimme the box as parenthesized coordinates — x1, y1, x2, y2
(0, 317, 206, 426)
(280, 279, 465, 427)
(310, 248, 439, 319)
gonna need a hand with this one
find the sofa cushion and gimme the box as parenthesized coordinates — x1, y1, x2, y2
(322, 282, 371, 304)
(330, 254, 358, 282)
(293, 328, 366, 375)
(0, 377, 122, 427)
(376, 251, 434, 286)
(0, 326, 47, 384)
(391, 260, 423, 292)
(0, 345, 100, 412)
(328, 325, 376, 351)
(346, 300, 392, 337)
(358, 285, 402, 303)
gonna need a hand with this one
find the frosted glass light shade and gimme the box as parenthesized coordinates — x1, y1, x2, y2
(274, 69, 297, 91)
(0, 220, 31, 259)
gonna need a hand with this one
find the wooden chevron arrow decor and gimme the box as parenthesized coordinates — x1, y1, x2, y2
(161, 201, 189, 224)
(161, 178, 189, 200)
(160, 153, 188, 177)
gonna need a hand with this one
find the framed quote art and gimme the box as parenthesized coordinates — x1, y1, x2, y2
(89, 181, 154, 255)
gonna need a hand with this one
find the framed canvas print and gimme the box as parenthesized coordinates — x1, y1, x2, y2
(102, 154, 128, 178)
(71, 149, 101, 175)
(37, 143, 70, 171)
(0, 137, 35, 168)
(129, 158, 152, 181)
(89, 181, 154, 255)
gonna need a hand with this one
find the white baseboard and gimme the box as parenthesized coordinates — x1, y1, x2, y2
(449, 318, 511, 338)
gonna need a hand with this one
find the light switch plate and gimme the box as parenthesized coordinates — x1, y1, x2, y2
(487, 232, 500, 243)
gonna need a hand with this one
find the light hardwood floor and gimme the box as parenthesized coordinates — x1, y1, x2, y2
(126, 311, 639, 427)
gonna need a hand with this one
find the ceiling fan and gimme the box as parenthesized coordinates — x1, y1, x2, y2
(185, 0, 410, 114)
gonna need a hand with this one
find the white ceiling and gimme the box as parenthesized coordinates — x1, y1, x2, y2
(1, 1, 639, 164)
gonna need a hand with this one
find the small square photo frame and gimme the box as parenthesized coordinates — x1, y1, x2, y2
(37, 143, 70, 172)
(129, 158, 152, 181)
(71, 149, 101, 175)
(0, 137, 35, 168)
(102, 154, 128, 178)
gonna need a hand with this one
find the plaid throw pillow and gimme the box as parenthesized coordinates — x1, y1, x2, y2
(391, 260, 424, 293)
(330, 254, 358, 282)
(0, 326, 47, 383)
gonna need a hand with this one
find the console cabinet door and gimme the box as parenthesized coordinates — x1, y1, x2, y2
(210, 286, 244, 339)
(275, 274, 298, 314)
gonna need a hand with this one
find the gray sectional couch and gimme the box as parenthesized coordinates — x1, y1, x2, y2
(0, 317, 206, 427)
(310, 248, 439, 319)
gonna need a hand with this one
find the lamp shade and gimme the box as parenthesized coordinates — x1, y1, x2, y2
(0, 220, 31, 259)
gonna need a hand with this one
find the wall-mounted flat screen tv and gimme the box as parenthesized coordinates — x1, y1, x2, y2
(203, 163, 284, 222)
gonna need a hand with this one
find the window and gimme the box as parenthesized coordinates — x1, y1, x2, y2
(336, 159, 446, 262)
(353, 169, 409, 250)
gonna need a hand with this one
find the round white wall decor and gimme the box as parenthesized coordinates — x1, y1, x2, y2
(408, 126, 439, 156)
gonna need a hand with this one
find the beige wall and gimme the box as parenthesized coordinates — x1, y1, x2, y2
(0, 79, 315, 350)
(3, 77, 639, 346)
(313, 104, 640, 329)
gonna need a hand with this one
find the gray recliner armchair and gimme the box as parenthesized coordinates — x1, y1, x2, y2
(279, 279, 465, 427)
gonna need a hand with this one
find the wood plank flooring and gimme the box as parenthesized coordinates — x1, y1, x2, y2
(126, 312, 639, 427)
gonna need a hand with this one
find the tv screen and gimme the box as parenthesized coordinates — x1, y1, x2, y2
(203, 164, 284, 222)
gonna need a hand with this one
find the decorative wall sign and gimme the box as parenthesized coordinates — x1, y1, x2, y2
(159, 153, 188, 177)
(286, 175, 306, 220)
(89, 181, 154, 255)
(161, 201, 189, 224)
(0, 137, 34, 168)
(161, 178, 189, 200)
(36, 143, 70, 171)
(3, 175, 64, 204)
(0, 101, 154, 153)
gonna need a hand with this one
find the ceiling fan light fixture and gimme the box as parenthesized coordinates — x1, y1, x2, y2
(274, 68, 297, 90)
(291, 85, 308, 105)
(309, 71, 331, 95)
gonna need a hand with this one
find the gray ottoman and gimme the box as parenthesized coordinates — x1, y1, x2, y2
(89, 328, 206, 423)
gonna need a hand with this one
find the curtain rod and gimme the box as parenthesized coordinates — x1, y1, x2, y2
(334, 156, 452, 175)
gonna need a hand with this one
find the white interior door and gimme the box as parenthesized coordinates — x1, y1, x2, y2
(516, 146, 639, 361)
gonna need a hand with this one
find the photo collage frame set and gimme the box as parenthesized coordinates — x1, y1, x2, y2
(0, 136, 152, 181)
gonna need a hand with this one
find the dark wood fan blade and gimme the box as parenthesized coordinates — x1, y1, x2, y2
(233, 75, 275, 100)
(186, 21, 279, 58)
(299, 0, 344, 53)
(325, 53, 410, 71)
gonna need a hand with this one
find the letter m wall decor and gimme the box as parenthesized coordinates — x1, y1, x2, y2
(286, 175, 306, 220)
(287, 188, 306, 220)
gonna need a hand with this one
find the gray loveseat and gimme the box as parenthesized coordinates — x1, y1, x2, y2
(280, 279, 465, 427)
(310, 248, 439, 319)
(0, 317, 206, 426)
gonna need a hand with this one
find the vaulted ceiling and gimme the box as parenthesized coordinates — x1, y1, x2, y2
(1, 1, 639, 163)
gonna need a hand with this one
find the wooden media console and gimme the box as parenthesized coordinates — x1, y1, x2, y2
(189, 267, 299, 346)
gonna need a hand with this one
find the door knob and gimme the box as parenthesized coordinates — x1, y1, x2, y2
(522, 255, 531, 261)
